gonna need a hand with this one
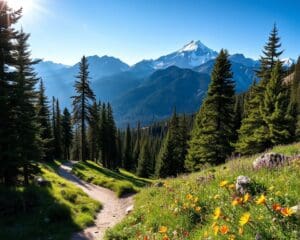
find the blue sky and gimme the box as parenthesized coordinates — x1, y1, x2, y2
(19, 0, 299, 65)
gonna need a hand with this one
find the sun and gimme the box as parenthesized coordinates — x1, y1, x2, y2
(7, 0, 35, 13)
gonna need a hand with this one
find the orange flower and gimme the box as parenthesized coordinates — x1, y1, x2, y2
(232, 197, 243, 206)
(195, 206, 201, 212)
(213, 207, 222, 220)
(220, 180, 229, 187)
(220, 225, 229, 235)
(281, 207, 294, 217)
(272, 203, 281, 212)
(186, 193, 193, 200)
(243, 193, 251, 203)
(159, 226, 168, 233)
(162, 234, 169, 240)
(256, 194, 266, 205)
(239, 212, 250, 226)
(143, 236, 149, 240)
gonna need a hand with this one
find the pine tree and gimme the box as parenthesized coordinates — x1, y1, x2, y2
(123, 124, 133, 170)
(99, 103, 107, 166)
(11, 30, 41, 185)
(61, 108, 73, 160)
(106, 103, 117, 169)
(71, 125, 81, 161)
(133, 121, 141, 166)
(262, 61, 291, 145)
(136, 138, 152, 178)
(290, 57, 300, 139)
(156, 110, 185, 177)
(88, 101, 100, 162)
(0, 1, 21, 185)
(72, 56, 95, 161)
(185, 49, 235, 171)
(54, 99, 62, 159)
(236, 25, 284, 155)
(36, 79, 53, 161)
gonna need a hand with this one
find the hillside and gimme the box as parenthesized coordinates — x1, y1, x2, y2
(0, 161, 101, 240)
(106, 143, 300, 239)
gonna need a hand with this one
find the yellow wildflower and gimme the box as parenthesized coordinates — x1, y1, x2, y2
(195, 206, 201, 212)
(220, 180, 229, 187)
(228, 184, 235, 189)
(243, 193, 250, 203)
(228, 234, 236, 240)
(213, 207, 222, 220)
(162, 234, 169, 240)
(256, 194, 266, 205)
(238, 227, 244, 235)
(186, 193, 193, 200)
(239, 212, 250, 226)
(193, 197, 199, 203)
(232, 197, 243, 206)
(213, 225, 219, 235)
(281, 207, 294, 217)
(214, 194, 220, 199)
(159, 226, 168, 233)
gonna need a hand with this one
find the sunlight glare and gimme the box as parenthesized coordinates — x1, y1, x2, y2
(7, 0, 35, 13)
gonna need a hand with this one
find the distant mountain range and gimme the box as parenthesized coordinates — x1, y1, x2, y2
(34, 40, 294, 127)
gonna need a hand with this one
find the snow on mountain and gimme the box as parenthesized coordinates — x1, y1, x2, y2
(282, 57, 295, 67)
(151, 40, 218, 69)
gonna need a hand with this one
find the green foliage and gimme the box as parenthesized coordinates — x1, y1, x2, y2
(106, 142, 300, 240)
(72, 56, 95, 161)
(0, 162, 100, 240)
(186, 49, 235, 170)
(123, 124, 133, 170)
(72, 160, 152, 197)
(136, 138, 152, 178)
(61, 107, 73, 160)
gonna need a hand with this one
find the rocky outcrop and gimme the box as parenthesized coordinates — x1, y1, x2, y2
(253, 153, 290, 169)
(236, 175, 251, 195)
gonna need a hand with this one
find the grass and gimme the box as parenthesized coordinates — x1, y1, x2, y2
(72, 160, 153, 197)
(0, 162, 101, 240)
(105, 142, 300, 239)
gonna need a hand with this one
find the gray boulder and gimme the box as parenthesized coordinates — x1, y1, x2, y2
(236, 175, 251, 195)
(253, 152, 290, 169)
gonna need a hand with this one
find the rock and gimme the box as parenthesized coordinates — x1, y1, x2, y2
(291, 204, 300, 217)
(253, 152, 290, 169)
(153, 182, 164, 187)
(36, 177, 51, 187)
(126, 205, 134, 215)
(235, 176, 251, 195)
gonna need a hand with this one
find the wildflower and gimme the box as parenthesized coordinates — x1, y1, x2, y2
(228, 184, 235, 189)
(186, 193, 193, 200)
(243, 193, 250, 203)
(238, 227, 244, 235)
(281, 207, 294, 217)
(220, 180, 229, 187)
(232, 197, 243, 206)
(159, 226, 168, 233)
(203, 231, 209, 238)
(239, 212, 250, 226)
(213, 207, 222, 220)
(214, 194, 220, 199)
(193, 197, 199, 203)
(228, 234, 236, 240)
(143, 236, 149, 240)
(213, 225, 219, 235)
(256, 194, 266, 205)
(162, 234, 169, 240)
(272, 203, 281, 212)
(220, 225, 229, 234)
(195, 206, 201, 212)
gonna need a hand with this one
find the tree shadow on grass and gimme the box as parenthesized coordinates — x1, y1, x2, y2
(0, 185, 79, 240)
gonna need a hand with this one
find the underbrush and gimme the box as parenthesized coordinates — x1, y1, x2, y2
(0, 162, 101, 240)
(72, 160, 152, 197)
(106, 142, 300, 239)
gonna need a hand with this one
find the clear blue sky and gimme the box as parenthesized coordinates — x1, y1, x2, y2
(19, 0, 299, 65)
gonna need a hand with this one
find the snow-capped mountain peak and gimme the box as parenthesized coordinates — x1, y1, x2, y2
(282, 57, 295, 67)
(179, 40, 203, 52)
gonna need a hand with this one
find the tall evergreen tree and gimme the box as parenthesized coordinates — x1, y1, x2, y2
(54, 99, 62, 159)
(0, 1, 21, 185)
(133, 121, 141, 166)
(185, 49, 235, 171)
(123, 124, 133, 170)
(11, 30, 41, 185)
(236, 25, 285, 154)
(61, 108, 73, 160)
(136, 138, 152, 178)
(99, 103, 107, 166)
(106, 103, 117, 169)
(88, 101, 100, 162)
(290, 57, 300, 139)
(156, 110, 186, 177)
(262, 61, 291, 145)
(36, 79, 53, 161)
(71, 125, 81, 161)
(72, 56, 95, 161)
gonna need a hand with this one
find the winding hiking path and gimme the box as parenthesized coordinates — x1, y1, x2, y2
(58, 162, 134, 240)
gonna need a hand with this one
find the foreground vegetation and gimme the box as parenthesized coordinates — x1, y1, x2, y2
(72, 160, 152, 197)
(106, 142, 300, 239)
(0, 162, 101, 240)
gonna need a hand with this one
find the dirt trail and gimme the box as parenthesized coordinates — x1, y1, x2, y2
(58, 162, 134, 240)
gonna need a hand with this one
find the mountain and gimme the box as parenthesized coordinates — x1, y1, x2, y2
(194, 54, 258, 92)
(113, 66, 211, 127)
